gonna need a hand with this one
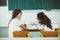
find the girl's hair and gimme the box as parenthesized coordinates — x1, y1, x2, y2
(37, 12, 52, 30)
(12, 9, 22, 19)
(8, 9, 22, 28)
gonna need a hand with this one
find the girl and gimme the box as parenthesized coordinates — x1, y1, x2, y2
(8, 9, 27, 38)
(37, 12, 55, 33)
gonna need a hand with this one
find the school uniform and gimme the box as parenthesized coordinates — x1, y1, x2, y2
(9, 18, 22, 38)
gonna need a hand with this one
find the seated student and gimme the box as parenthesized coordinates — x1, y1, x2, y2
(37, 12, 56, 33)
(8, 9, 27, 38)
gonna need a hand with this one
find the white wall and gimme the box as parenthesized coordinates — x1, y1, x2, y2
(0, 6, 9, 27)
(9, 10, 60, 24)
(0, 7, 60, 27)
(0, 0, 60, 27)
(9, 10, 60, 28)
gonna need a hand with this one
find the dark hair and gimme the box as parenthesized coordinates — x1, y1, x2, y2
(8, 9, 22, 28)
(12, 9, 22, 19)
(37, 12, 52, 30)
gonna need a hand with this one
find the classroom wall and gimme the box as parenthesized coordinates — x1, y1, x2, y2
(0, 7, 60, 27)
(0, 6, 60, 37)
(0, 0, 60, 37)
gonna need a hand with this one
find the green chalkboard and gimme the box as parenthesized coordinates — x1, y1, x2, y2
(8, 0, 60, 10)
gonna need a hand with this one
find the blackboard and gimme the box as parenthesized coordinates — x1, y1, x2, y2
(8, 0, 60, 10)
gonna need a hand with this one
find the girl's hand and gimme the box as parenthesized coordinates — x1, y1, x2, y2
(20, 24, 27, 30)
(40, 29, 44, 33)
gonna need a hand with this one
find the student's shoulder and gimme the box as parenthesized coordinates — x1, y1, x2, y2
(10, 18, 19, 23)
(12, 18, 19, 21)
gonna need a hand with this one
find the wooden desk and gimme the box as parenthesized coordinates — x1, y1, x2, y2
(55, 28, 60, 37)
(55, 28, 60, 31)
(24, 29, 40, 32)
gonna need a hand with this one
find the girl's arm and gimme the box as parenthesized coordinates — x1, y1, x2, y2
(40, 29, 44, 33)
(20, 24, 27, 30)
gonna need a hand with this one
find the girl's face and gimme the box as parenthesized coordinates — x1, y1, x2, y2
(16, 12, 22, 19)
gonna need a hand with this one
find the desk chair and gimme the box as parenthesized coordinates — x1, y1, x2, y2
(12, 30, 30, 38)
(55, 28, 60, 37)
(41, 31, 58, 37)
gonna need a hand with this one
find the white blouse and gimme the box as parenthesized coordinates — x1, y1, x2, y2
(9, 18, 22, 38)
(38, 24, 58, 31)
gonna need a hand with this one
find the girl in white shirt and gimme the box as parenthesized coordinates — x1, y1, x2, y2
(8, 9, 27, 38)
(37, 12, 55, 33)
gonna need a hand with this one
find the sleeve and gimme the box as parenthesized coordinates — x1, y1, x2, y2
(9, 19, 21, 31)
(9, 19, 22, 38)
(38, 25, 44, 30)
